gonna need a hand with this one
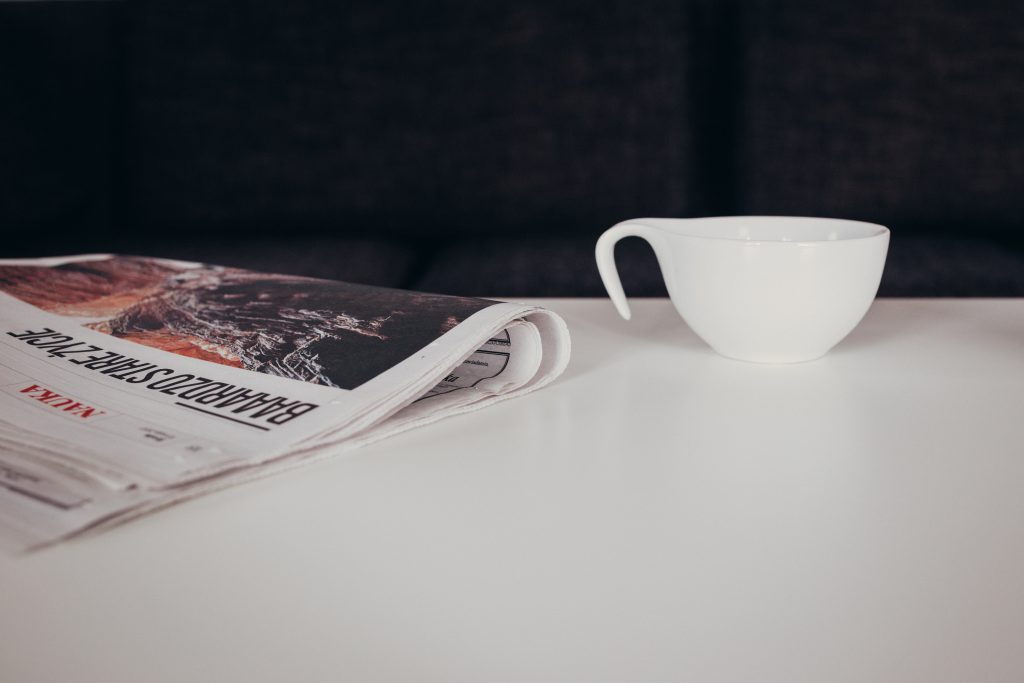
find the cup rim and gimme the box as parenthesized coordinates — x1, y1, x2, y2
(637, 216, 890, 244)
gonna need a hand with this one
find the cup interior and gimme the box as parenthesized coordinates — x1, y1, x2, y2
(664, 216, 887, 243)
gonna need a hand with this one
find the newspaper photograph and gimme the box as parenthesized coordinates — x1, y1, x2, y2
(0, 255, 570, 550)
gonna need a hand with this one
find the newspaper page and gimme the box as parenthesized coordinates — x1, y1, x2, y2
(0, 255, 570, 550)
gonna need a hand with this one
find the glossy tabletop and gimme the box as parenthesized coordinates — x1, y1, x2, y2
(2, 298, 1023, 682)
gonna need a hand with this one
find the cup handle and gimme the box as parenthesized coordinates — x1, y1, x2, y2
(595, 221, 664, 321)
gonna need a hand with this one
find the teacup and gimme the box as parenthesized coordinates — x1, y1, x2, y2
(596, 216, 890, 363)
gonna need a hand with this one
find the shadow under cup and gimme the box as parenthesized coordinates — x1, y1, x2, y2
(595, 216, 891, 363)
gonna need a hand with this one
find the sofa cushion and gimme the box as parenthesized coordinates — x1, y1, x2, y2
(735, 1, 1024, 245)
(122, 1, 701, 239)
(0, 1, 118, 242)
(132, 238, 419, 288)
(881, 236, 1024, 297)
(416, 237, 665, 298)
(414, 235, 1024, 297)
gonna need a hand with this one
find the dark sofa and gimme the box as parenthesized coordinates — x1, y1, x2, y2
(4, 1, 1024, 296)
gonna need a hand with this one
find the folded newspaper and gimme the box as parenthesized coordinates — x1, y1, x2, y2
(0, 254, 569, 550)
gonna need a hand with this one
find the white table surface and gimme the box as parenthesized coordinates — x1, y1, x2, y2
(2, 298, 1023, 683)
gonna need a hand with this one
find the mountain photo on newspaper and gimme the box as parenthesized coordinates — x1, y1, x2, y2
(0, 255, 498, 388)
(0, 255, 570, 550)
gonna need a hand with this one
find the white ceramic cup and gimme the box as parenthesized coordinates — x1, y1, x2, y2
(596, 216, 890, 363)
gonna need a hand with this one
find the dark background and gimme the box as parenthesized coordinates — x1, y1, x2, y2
(3, 0, 1023, 296)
